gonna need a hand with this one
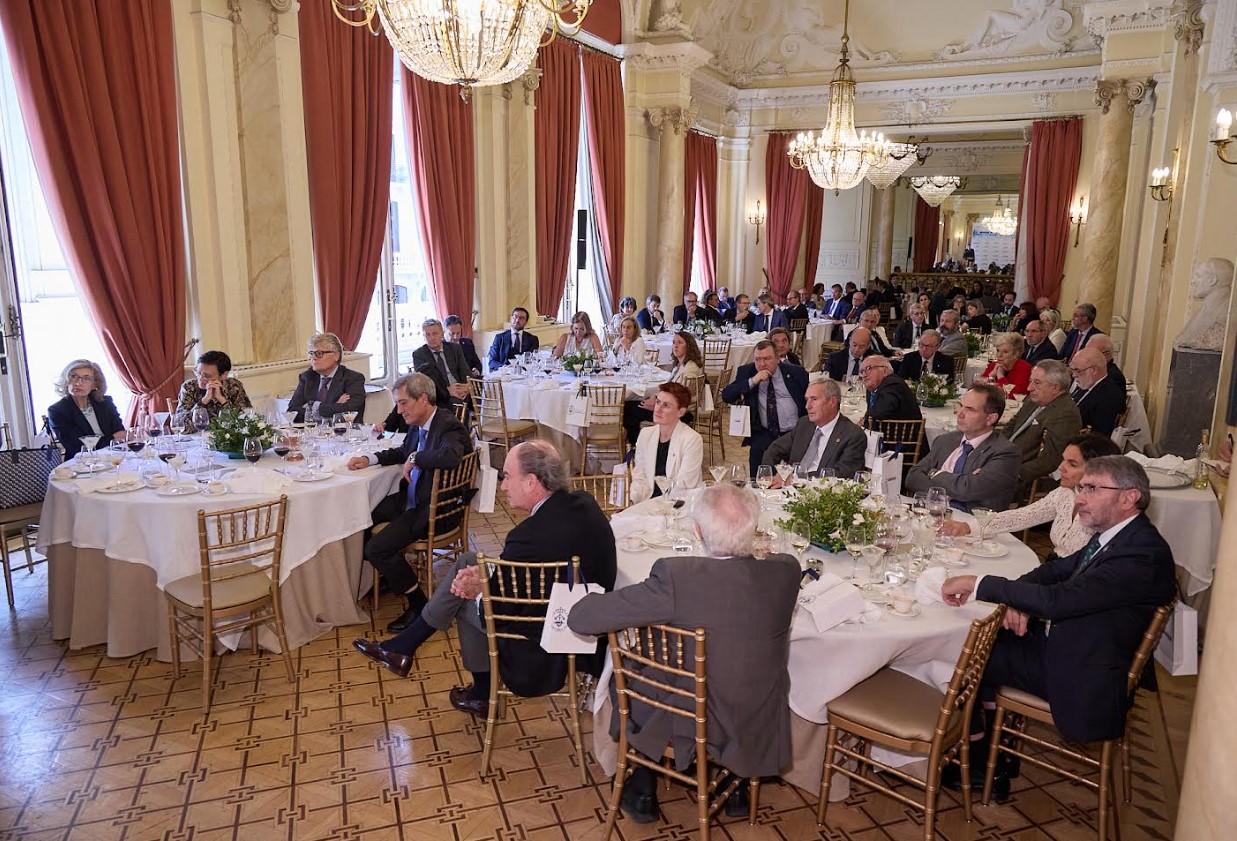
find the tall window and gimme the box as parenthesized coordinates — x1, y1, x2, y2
(559, 105, 604, 328)
(354, 66, 437, 383)
(0, 34, 123, 425)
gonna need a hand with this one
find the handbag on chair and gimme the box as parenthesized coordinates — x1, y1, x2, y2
(0, 446, 63, 509)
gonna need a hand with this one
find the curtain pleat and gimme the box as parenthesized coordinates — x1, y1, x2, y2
(581, 49, 625, 311)
(802, 184, 824, 294)
(534, 40, 582, 315)
(913, 196, 941, 273)
(1023, 118, 1083, 306)
(683, 131, 718, 293)
(764, 133, 809, 301)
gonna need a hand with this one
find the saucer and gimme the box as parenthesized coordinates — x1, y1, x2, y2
(884, 603, 922, 619)
(95, 479, 144, 494)
(619, 536, 648, 552)
(156, 483, 201, 497)
(961, 540, 1008, 559)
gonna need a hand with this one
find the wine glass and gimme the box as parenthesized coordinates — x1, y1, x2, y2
(729, 464, 748, 487)
(156, 439, 176, 477)
(971, 507, 995, 553)
(789, 519, 812, 564)
(653, 475, 671, 504)
(343, 410, 358, 427)
(169, 452, 186, 484)
(843, 526, 868, 583)
(145, 413, 163, 439)
(272, 431, 291, 460)
(861, 545, 886, 589)
(191, 405, 210, 436)
(125, 428, 146, 457)
(910, 491, 929, 521)
(775, 462, 794, 488)
(752, 529, 772, 560)
(709, 464, 728, 485)
(853, 470, 872, 492)
(243, 437, 264, 468)
(78, 435, 101, 472)
(332, 413, 348, 439)
(755, 465, 774, 492)
(926, 487, 950, 518)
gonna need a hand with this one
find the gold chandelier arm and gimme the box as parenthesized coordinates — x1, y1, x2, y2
(537, 0, 592, 32)
(331, 0, 378, 31)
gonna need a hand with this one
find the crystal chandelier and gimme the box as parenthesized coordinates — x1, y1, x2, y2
(787, 0, 887, 194)
(910, 175, 961, 207)
(864, 139, 918, 189)
(332, 0, 590, 98)
(980, 195, 1018, 236)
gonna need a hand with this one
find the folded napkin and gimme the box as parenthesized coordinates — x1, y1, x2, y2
(915, 566, 960, 605)
(228, 469, 293, 495)
(77, 474, 140, 494)
(1125, 451, 1194, 474)
(797, 573, 868, 632)
(536, 379, 560, 391)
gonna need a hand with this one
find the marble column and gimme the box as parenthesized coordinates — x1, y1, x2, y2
(649, 106, 694, 306)
(1080, 78, 1153, 330)
(937, 211, 952, 265)
(875, 186, 896, 279)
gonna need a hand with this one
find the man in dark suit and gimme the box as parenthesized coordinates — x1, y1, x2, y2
(716, 286, 736, 314)
(444, 314, 483, 376)
(905, 383, 1021, 512)
(859, 356, 922, 424)
(412, 319, 472, 406)
(858, 308, 895, 356)
(352, 440, 616, 713)
(891, 305, 928, 349)
(1060, 302, 1103, 362)
(897, 329, 953, 381)
(346, 372, 471, 631)
(940, 456, 1176, 794)
(997, 291, 1019, 318)
(635, 294, 667, 333)
(487, 307, 540, 370)
(1002, 360, 1081, 489)
(673, 291, 720, 326)
(783, 290, 810, 324)
(1070, 347, 1126, 436)
(762, 380, 867, 478)
(767, 327, 802, 367)
(822, 284, 851, 320)
(721, 341, 809, 476)
(844, 291, 867, 324)
(825, 327, 876, 381)
(569, 483, 800, 822)
(287, 332, 368, 423)
(1021, 319, 1059, 366)
(751, 294, 789, 333)
(1089, 335, 1127, 391)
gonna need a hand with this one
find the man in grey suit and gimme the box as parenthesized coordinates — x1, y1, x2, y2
(569, 483, 800, 824)
(1002, 360, 1081, 490)
(936, 308, 968, 358)
(762, 379, 867, 479)
(905, 382, 1021, 512)
(411, 318, 472, 405)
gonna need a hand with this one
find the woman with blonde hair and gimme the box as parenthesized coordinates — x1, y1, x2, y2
(552, 311, 604, 359)
(1040, 309, 1067, 352)
(610, 316, 647, 366)
(48, 359, 126, 459)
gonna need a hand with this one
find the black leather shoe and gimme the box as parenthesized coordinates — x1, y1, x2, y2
(940, 763, 1009, 801)
(386, 605, 419, 633)
(448, 685, 489, 718)
(723, 779, 750, 818)
(352, 638, 412, 678)
(619, 784, 659, 824)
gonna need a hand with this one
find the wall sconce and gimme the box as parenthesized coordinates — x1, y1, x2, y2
(1069, 196, 1086, 247)
(1149, 167, 1173, 201)
(1212, 108, 1236, 165)
(748, 200, 766, 244)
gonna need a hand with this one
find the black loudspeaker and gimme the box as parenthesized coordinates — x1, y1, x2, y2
(576, 209, 588, 269)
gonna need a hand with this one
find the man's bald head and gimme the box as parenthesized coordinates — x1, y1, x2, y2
(1070, 347, 1107, 389)
(849, 327, 872, 357)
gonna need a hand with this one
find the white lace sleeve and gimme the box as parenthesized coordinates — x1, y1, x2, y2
(988, 487, 1071, 535)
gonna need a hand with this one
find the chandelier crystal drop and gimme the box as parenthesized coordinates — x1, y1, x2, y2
(786, 0, 891, 194)
(910, 175, 961, 207)
(864, 140, 919, 189)
(980, 195, 1018, 236)
(332, 0, 590, 98)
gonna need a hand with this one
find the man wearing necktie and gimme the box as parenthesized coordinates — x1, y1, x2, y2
(761, 380, 867, 479)
(904, 383, 1021, 512)
(487, 307, 540, 371)
(721, 341, 809, 477)
(753, 294, 788, 334)
(1001, 360, 1081, 492)
(347, 372, 472, 633)
(938, 456, 1176, 795)
(287, 332, 367, 424)
(412, 319, 471, 406)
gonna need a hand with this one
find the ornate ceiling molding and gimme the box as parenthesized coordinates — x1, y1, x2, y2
(619, 41, 714, 74)
(1084, 1, 1172, 48)
(501, 68, 542, 105)
(1170, 0, 1206, 55)
(936, 0, 1078, 60)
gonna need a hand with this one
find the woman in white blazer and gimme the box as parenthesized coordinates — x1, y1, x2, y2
(630, 382, 704, 503)
(622, 332, 704, 445)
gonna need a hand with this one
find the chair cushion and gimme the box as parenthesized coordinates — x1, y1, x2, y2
(827, 668, 953, 743)
(997, 685, 1051, 713)
(165, 564, 271, 610)
(479, 419, 536, 438)
(0, 503, 42, 527)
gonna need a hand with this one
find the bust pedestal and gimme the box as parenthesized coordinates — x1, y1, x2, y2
(1160, 348, 1221, 457)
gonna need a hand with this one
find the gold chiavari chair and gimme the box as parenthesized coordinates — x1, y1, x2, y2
(603, 624, 760, 841)
(643, 347, 662, 366)
(817, 341, 845, 374)
(951, 354, 970, 381)
(981, 602, 1175, 840)
(468, 377, 537, 461)
(570, 469, 630, 518)
(789, 318, 809, 360)
(687, 369, 729, 462)
(818, 606, 1006, 840)
(165, 496, 295, 710)
(477, 553, 587, 782)
(877, 301, 893, 324)
(863, 417, 926, 467)
(579, 382, 627, 474)
(702, 337, 732, 385)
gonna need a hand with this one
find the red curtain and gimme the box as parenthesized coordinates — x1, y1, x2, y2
(299, 1, 393, 348)
(1023, 118, 1082, 307)
(1012, 139, 1030, 280)
(581, 50, 625, 310)
(764, 133, 809, 301)
(402, 71, 476, 332)
(0, 0, 185, 421)
(802, 184, 825, 293)
(534, 40, 582, 315)
(912, 196, 941, 272)
(683, 131, 718, 293)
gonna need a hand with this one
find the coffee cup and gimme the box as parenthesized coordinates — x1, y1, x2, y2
(891, 593, 916, 614)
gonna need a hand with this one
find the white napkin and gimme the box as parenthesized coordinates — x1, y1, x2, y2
(76, 472, 142, 494)
(915, 566, 955, 605)
(609, 513, 665, 541)
(537, 379, 560, 391)
(797, 573, 868, 632)
(228, 469, 293, 495)
(1125, 451, 1194, 474)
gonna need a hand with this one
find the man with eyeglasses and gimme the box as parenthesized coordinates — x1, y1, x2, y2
(859, 356, 921, 425)
(896, 329, 953, 381)
(1002, 360, 1081, 491)
(825, 327, 875, 381)
(721, 341, 809, 476)
(1069, 346, 1125, 436)
(287, 332, 367, 423)
(938, 455, 1175, 797)
(487, 307, 539, 371)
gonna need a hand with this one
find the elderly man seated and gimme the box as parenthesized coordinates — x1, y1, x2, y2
(1021, 318, 1058, 365)
(1087, 334, 1127, 391)
(825, 326, 876, 381)
(568, 483, 801, 823)
(1002, 360, 1081, 491)
(1069, 346, 1125, 436)
(891, 304, 929, 348)
(762, 379, 867, 479)
(351, 441, 616, 716)
(859, 356, 922, 425)
(940, 456, 1176, 796)
(897, 329, 953, 381)
(857, 307, 895, 356)
(905, 383, 1021, 512)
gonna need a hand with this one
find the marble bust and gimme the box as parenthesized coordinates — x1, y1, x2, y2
(1174, 257, 1235, 352)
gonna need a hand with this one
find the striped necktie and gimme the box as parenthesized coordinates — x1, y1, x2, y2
(1072, 534, 1102, 577)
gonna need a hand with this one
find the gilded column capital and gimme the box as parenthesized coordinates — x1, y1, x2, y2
(647, 105, 696, 136)
(1094, 78, 1156, 114)
(1170, 0, 1205, 56)
(501, 68, 542, 105)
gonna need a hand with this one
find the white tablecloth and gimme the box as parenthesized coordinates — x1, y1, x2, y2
(489, 370, 669, 439)
(643, 332, 760, 371)
(1147, 485, 1222, 596)
(1122, 386, 1153, 452)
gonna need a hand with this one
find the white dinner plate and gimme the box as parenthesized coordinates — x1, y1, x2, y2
(1144, 467, 1191, 490)
(936, 553, 971, 568)
(94, 479, 145, 494)
(961, 540, 1009, 559)
(291, 471, 333, 483)
(156, 483, 201, 497)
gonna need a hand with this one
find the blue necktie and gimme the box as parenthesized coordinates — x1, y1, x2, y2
(405, 428, 426, 509)
(951, 441, 974, 475)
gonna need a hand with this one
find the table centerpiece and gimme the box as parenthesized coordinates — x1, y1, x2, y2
(207, 408, 277, 458)
(777, 477, 881, 553)
(915, 373, 958, 408)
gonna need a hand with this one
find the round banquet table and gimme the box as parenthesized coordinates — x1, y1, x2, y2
(600, 492, 1039, 793)
(642, 331, 760, 371)
(38, 445, 403, 661)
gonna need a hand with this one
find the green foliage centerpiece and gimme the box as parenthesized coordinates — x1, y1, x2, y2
(207, 408, 276, 456)
(916, 373, 958, 408)
(991, 313, 1012, 333)
(965, 330, 983, 358)
(685, 319, 717, 338)
(560, 348, 595, 375)
(777, 478, 881, 553)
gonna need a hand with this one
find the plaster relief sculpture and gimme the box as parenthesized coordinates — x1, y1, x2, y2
(1175, 258, 1235, 352)
(937, 0, 1076, 60)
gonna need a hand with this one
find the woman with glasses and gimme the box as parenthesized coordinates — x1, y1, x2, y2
(287, 332, 367, 423)
(174, 350, 253, 432)
(939, 431, 1121, 559)
(48, 359, 126, 459)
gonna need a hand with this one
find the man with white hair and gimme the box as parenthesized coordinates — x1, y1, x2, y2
(1086, 334, 1127, 391)
(858, 307, 894, 356)
(569, 483, 800, 824)
(1001, 360, 1081, 489)
(859, 355, 922, 424)
(1069, 346, 1125, 436)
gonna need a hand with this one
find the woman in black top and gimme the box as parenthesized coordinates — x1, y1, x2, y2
(48, 359, 126, 459)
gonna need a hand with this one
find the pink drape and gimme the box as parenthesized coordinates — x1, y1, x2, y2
(299, 1, 393, 348)
(402, 71, 476, 331)
(802, 184, 824, 293)
(1023, 118, 1082, 307)
(534, 40, 582, 315)
(0, 0, 185, 421)
(913, 196, 941, 273)
(1012, 139, 1030, 281)
(683, 131, 718, 293)
(581, 50, 626, 310)
(765, 133, 809, 301)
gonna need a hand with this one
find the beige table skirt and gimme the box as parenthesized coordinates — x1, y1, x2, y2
(48, 533, 372, 662)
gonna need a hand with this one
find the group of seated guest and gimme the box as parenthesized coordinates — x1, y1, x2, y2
(761, 379, 867, 479)
(977, 332, 1032, 396)
(673, 291, 722, 327)
(898, 329, 952, 380)
(723, 293, 756, 332)
(622, 332, 703, 445)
